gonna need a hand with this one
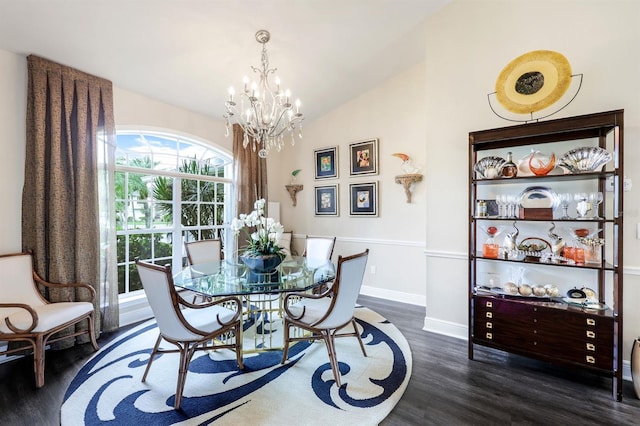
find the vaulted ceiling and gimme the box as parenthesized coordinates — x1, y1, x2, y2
(0, 0, 450, 121)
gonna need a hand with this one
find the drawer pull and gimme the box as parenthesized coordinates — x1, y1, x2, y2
(586, 331, 596, 338)
(486, 301, 493, 308)
(586, 343, 596, 351)
(486, 322, 492, 329)
(486, 332, 493, 340)
(586, 318, 596, 326)
(486, 312, 493, 318)
(586, 355, 595, 364)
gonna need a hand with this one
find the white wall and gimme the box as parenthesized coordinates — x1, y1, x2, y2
(268, 62, 428, 306)
(0, 49, 26, 253)
(114, 87, 230, 152)
(422, 0, 640, 361)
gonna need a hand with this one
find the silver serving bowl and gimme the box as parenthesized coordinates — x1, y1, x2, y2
(558, 147, 612, 173)
(473, 156, 506, 178)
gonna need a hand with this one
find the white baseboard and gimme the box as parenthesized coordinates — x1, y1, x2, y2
(423, 316, 468, 340)
(360, 285, 426, 307)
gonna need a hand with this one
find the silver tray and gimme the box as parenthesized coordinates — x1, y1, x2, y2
(518, 186, 559, 210)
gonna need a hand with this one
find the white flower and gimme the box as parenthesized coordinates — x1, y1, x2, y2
(231, 199, 285, 258)
(230, 218, 244, 233)
(254, 198, 266, 211)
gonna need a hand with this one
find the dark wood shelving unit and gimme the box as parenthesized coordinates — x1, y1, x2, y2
(468, 110, 624, 400)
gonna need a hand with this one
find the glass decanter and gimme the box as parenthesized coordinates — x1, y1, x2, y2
(500, 152, 518, 178)
(480, 225, 501, 259)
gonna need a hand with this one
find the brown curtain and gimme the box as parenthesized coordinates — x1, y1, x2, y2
(22, 55, 118, 348)
(233, 123, 268, 216)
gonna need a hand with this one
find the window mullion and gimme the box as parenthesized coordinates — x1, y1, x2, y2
(172, 177, 183, 271)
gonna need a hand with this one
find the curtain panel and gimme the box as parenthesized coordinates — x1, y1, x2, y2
(233, 123, 268, 216)
(22, 55, 119, 348)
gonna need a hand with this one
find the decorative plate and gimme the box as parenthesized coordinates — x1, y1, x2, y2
(518, 186, 559, 209)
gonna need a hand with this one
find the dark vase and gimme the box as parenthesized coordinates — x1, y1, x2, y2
(240, 253, 283, 283)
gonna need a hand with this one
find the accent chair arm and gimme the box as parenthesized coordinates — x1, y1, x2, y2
(283, 289, 335, 321)
(32, 272, 96, 302)
(0, 303, 39, 333)
(178, 295, 242, 328)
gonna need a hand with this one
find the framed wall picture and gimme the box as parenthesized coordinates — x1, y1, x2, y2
(314, 146, 338, 179)
(349, 138, 378, 176)
(314, 184, 339, 216)
(349, 181, 378, 217)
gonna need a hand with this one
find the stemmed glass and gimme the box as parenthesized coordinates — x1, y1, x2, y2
(505, 194, 518, 218)
(496, 194, 507, 218)
(558, 193, 573, 219)
(588, 192, 604, 219)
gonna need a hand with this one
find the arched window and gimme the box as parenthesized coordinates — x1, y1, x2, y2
(115, 130, 232, 296)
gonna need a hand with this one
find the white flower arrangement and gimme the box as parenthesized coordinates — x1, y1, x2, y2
(230, 199, 285, 258)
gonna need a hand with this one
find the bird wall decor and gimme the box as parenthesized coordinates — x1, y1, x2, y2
(392, 152, 420, 174)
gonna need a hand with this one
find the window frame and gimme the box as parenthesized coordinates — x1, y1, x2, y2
(114, 128, 233, 300)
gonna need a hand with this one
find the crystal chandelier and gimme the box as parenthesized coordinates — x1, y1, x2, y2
(224, 30, 304, 158)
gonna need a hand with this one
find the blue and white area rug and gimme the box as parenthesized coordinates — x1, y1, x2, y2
(61, 306, 412, 425)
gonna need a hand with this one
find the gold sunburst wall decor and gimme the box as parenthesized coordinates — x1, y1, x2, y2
(495, 50, 572, 115)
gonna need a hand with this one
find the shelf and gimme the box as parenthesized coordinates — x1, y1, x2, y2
(284, 184, 303, 207)
(472, 170, 615, 185)
(471, 293, 616, 317)
(472, 217, 617, 223)
(471, 253, 616, 271)
(395, 173, 423, 203)
(469, 109, 623, 150)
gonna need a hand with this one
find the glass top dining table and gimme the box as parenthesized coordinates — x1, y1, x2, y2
(173, 256, 336, 298)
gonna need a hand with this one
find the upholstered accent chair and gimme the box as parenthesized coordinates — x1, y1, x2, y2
(0, 252, 98, 388)
(135, 259, 244, 410)
(281, 249, 369, 387)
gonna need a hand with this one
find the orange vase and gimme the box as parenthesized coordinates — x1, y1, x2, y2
(528, 151, 556, 176)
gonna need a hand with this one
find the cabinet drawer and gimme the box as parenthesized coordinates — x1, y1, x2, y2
(526, 306, 614, 369)
(473, 297, 615, 369)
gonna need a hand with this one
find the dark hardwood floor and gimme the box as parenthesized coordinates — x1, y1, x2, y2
(1, 295, 639, 425)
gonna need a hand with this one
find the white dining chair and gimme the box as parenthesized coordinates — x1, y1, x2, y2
(135, 259, 243, 410)
(303, 235, 336, 267)
(184, 239, 222, 265)
(303, 235, 336, 293)
(281, 249, 369, 387)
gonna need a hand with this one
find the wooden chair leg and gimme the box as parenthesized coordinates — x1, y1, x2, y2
(322, 332, 341, 387)
(280, 320, 291, 364)
(34, 335, 45, 388)
(351, 319, 367, 357)
(235, 322, 244, 369)
(174, 343, 190, 410)
(88, 314, 99, 351)
(142, 334, 163, 382)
